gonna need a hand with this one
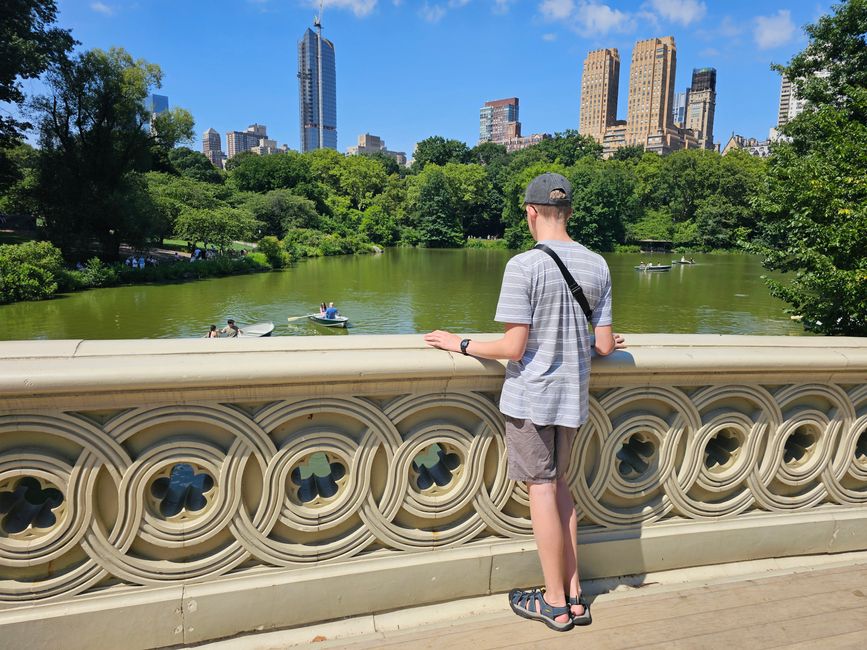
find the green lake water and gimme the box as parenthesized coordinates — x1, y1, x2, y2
(0, 249, 805, 340)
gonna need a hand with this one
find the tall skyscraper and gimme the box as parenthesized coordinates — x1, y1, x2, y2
(685, 67, 716, 149)
(578, 48, 620, 143)
(625, 37, 677, 147)
(202, 128, 224, 167)
(145, 94, 169, 116)
(672, 90, 688, 128)
(298, 26, 337, 152)
(478, 98, 521, 144)
(777, 76, 796, 128)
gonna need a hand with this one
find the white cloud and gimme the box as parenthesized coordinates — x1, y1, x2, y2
(700, 47, 719, 57)
(448, 0, 471, 6)
(647, 0, 705, 26)
(307, 0, 377, 18)
(539, 0, 574, 20)
(574, 1, 635, 35)
(420, 2, 446, 22)
(540, 1, 635, 35)
(90, 2, 115, 15)
(542, 32, 557, 41)
(753, 9, 796, 49)
(492, 0, 513, 14)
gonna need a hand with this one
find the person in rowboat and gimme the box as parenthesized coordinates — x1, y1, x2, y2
(220, 319, 243, 337)
(320, 302, 327, 316)
(324, 302, 339, 319)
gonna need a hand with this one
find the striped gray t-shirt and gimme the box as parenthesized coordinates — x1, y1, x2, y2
(494, 239, 612, 428)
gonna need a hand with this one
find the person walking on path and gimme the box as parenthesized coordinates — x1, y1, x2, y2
(424, 172, 625, 632)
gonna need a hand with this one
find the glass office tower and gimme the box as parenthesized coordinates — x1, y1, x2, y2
(297, 27, 337, 152)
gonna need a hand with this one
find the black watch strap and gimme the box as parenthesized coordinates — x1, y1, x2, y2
(460, 338, 471, 356)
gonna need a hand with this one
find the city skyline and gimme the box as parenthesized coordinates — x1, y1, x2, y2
(23, 1, 834, 156)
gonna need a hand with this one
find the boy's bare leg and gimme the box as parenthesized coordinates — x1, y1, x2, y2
(527, 481, 570, 624)
(556, 477, 583, 617)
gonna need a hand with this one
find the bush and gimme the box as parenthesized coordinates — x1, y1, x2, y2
(465, 237, 508, 250)
(78, 257, 119, 287)
(282, 228, 374, 258)
(0, 241, 65, 303)
(257, 235, 290, 268)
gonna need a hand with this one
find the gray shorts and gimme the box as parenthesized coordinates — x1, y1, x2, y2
(504, 416, 577, 483)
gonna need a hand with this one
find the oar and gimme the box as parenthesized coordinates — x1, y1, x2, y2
(287, 315, 313, 322)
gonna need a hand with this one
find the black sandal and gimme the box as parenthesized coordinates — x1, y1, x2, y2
(508, 588, 574, 632)
(567, 594, 592, 626)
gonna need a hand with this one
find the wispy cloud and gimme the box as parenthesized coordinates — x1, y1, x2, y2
(542, 32, 557, 41)
(646, 0, 705, 26)
(540, 0, 574, 21)
(90, 1, 115, 15)
(539, 0, 634, 35)
(492, 0, 514, 14)
(420, 2, 446, 22)
(575, 2, 635, 35)
(753, 9, 796, 49)
(305, 0, 378, 18)
(700, 47, 720, 57)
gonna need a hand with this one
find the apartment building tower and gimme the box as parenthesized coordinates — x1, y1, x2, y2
(346, 133, 407, 166)
(684, 67, 716, 149)
(625, 37, 677, 146)
(479, 98, 521, 144)
(578, 48, 620, 143)
(202, 128, 225, 168)
(298, 27, 337, 152)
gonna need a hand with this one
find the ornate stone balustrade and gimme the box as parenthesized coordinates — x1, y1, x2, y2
(0, 335, 865, 648)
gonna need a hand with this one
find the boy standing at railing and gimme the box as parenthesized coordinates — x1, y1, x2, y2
(424, 172, 625, 632)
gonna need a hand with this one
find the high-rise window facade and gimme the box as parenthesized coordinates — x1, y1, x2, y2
(578, 48, 620, 143)
(145, 94, 169, 116)
(478, 98, 520, 145)
(625, 37, 676, 146)
(202, 128, 224, 167)
(298, 27, 337, 152)
(684, 67, 716, 149)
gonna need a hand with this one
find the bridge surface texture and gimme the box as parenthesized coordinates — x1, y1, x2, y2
(209, 555, 867, 650)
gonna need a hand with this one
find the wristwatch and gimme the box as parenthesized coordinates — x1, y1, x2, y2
(460, 338, 471, 356)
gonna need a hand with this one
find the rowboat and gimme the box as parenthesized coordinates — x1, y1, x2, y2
(671, 259, 696, 265)
(308, 314, 349, 328)
(237, 321, 274, 337)
(634, 264, 672, 272)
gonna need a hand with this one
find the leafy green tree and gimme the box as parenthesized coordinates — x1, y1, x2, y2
(360, 204, 399, 246)
(167, 147, 223, 184)
(532, 130, 603, 166)
(412, 136, 470, 170)
(146, 171, 223, 241)
(626, 208, 674, 242)
(413, 168, 463, 247)
(1, 0, 73, 189)
(338, 154, 387, 210)
(151, 107, 195, 150)
(243, 190, 320, 236)
(469, 141, 509, 168)
(173, 207, 259, 253)
(31, 48, 164, 258)
(751, 0, 867, 335)
(360, 151, 401, 176)
(229, 151, 328, 213)
(568, 158, 638, 251)
(612, 145, 645, 162)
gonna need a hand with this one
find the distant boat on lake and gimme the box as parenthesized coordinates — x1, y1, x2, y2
(635, 263, 672, 272)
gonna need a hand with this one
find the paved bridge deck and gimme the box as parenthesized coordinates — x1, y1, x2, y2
(205, 554, 867, 650)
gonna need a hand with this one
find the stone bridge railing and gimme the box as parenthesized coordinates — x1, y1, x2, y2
(0, 335, 865, 648)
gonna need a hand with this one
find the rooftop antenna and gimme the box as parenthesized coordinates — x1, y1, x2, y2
(315, 0, 325, 150)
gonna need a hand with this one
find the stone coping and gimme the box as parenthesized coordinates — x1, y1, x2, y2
(1, 335, 865, 401)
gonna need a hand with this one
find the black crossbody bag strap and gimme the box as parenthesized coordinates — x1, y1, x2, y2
(533, 243, 593, 321)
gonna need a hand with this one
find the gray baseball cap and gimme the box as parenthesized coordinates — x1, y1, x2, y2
(524, 172, 572, 206)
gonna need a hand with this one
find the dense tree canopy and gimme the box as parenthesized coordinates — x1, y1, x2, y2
(751, 0, 866, 335)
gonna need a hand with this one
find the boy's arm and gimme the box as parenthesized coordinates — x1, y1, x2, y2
(423, 323, 529, 361)
(592, 325, 626, 356)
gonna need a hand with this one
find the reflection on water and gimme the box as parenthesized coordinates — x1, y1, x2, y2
(0, 249, 805, 340)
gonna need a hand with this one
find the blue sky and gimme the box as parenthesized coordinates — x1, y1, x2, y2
(27, 1, 834, 156)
